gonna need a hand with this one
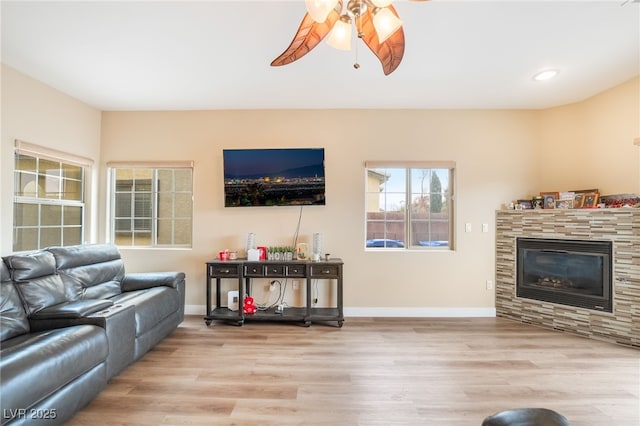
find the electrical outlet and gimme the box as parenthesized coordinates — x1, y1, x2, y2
(486, 280, 493, 290)
(269, 281, 276, 292)
(465, 223, 472, 233)
(482, 223, 489, 233)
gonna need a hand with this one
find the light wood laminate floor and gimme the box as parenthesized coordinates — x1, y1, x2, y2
(68, 316, 639, 425)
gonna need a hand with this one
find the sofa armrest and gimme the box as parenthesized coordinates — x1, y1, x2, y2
(121, 271, 185, 292)
(28, 303, 136, 379)
(29, 299, 114, 320)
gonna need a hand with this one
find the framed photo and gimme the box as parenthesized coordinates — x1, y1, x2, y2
(540, 192, 559, 209)
(559, 191, 575, 200)
(572, 188, 599, 194)
(517, 199, 533, 209)
(582, 192, 599, 208)
(573, 193, 585, 208)
(555, 199, 573, 209)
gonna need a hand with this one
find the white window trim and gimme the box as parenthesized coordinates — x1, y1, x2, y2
(107, 162, 194, 248)
(364, 160, 455, 169)
(364, 161, 456, 251)
(16, 140, 94, 167)
(13, 140, 90, 251)
(106, 160, 193, 168)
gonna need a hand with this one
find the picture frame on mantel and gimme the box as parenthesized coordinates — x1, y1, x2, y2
(573, 193, 585, 208)
(517, 199, 533, 209)
(540, 192, 559, 209)
(571, 188, 599, 195)
(582, 192, 599, 208)
(555, 199, 573, 209)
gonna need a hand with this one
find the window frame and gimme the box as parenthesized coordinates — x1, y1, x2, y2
(107, 161, 194, 249)
(364, 160, 455, 251)
(12, 140, 92, 252)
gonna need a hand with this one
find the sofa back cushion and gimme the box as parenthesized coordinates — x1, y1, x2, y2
(47, 244, 124, 300)
(3, 251, 67, 316)
(0, 262, 30, 342)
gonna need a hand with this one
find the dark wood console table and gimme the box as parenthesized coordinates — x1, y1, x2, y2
(204, 258, 344, 327)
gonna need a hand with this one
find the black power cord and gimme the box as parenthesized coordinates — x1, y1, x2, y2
(257, 279, 282, 311)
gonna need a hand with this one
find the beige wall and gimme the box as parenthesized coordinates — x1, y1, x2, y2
(2, 66, 638, 315)
(100, 109, 540, 313)
(537, 77, 640, 195)
(1, 65, 102, 254)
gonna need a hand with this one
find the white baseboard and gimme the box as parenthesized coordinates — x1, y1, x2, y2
(344, 307, 496, 317)
(185, 305, 495, 318)
(185, 305, 207, 315)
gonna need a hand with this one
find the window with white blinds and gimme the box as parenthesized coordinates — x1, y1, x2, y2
(108, 162, 193, 248)
(13, 140, 93, 251)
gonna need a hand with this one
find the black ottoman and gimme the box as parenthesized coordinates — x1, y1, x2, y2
(482, 408, 570, 426)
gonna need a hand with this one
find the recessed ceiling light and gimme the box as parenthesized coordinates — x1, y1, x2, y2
(533, 69, 559, 81)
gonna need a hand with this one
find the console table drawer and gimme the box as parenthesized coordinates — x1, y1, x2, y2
(209, 264, 240, 277)
(287, 264, 306, 277)
(244, 264, 265, 277)
(310, 264, 340, 278)
(265, 264, 287, 276)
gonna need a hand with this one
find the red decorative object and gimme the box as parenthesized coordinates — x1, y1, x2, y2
(599, 194, 639, 208)
(243, 296, 257, 315)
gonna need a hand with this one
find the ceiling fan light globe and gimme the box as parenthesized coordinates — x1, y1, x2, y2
(372, 7, 402, 43)
(532, 69, 559, 81)
(305, 0, 340, 22)
(326, 16, 353, 51)
(370, 0, 394, 7)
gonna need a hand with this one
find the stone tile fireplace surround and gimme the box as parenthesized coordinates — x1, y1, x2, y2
(496, 209, 639, 348)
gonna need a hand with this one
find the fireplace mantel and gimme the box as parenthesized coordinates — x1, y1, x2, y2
(495, 208, 639, 348)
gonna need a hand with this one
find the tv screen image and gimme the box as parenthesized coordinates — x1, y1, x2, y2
(223, 148, 325, 207)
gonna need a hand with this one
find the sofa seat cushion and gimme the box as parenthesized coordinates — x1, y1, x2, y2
(0, 325, 108, 413)
(110, 287, 179, 337)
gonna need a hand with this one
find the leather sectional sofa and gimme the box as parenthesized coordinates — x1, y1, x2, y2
(0, 244, 185, 425)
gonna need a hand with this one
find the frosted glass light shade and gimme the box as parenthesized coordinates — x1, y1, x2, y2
(370, 0, 394, 7)
(372, 7, 402, 43)
(327, 17, 352, 51)
(532, 69, 559, 81)
(305, 0, 340, 23)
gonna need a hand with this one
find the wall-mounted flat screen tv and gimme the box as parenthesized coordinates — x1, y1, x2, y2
(223, 148, 325, 207)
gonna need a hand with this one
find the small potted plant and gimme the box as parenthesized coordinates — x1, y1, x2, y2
(284, 246, 294, 261)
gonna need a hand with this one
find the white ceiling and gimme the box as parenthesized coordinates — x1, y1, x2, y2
(2, 0, 639, 111)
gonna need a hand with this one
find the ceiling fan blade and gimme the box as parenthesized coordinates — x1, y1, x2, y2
(271, 8, 341, 67)
(360, 6, 405, 75)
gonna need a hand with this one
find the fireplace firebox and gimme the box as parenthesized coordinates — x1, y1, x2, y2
(516, 237, 612, 312)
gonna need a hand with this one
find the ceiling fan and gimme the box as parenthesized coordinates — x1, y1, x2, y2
(271, 0, 429, 75)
